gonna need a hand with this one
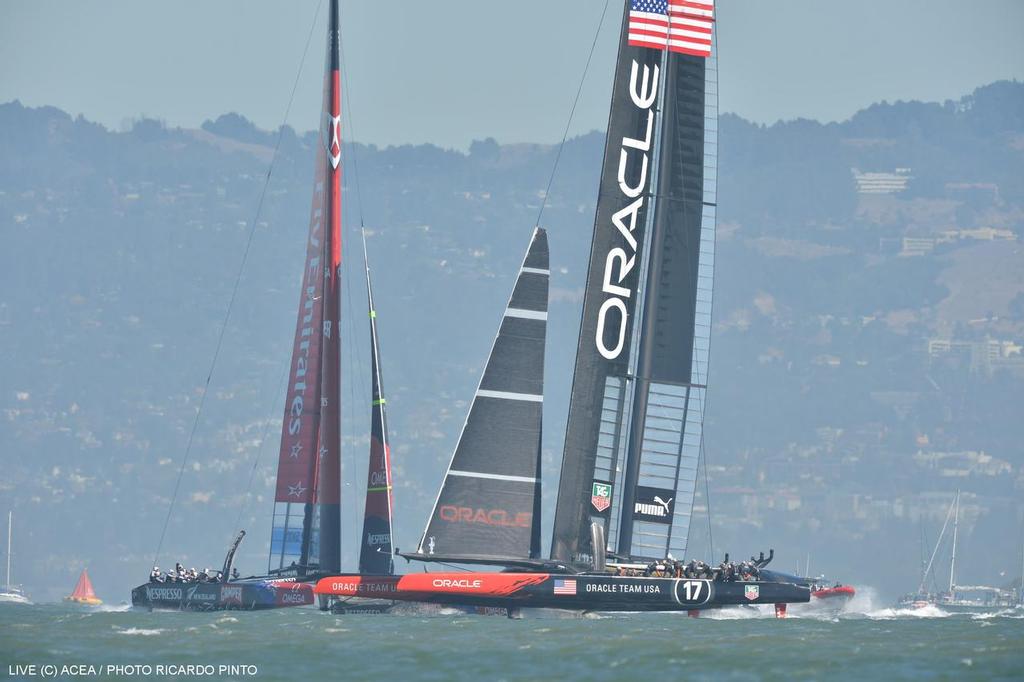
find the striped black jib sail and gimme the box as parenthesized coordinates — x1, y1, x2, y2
(414, 228, 549, 564)
(358, 237, 395, 575)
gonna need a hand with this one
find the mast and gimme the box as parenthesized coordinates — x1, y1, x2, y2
(5, 512, 10, 591)
(1019, 538, 1023, 605)
(268, 0, 342, 576)
(315, 0, 343, 577)
(552, 0, 717, 567)
(358, 229, 395, 575)
(949, 489, 960, 593)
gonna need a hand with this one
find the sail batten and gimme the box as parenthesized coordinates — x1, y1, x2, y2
(416, 229, 549, 563)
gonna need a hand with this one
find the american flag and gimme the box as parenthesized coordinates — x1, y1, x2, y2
(553, 579, 577, 596)
(627, 0, 714, 57)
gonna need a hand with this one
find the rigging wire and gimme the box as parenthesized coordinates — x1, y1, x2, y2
(533, 0, 611, 229)
(150, 0, 324, 569)
(229, 363, 290, 543)
(338, 27, 365, 226)
(697, 28, 722, 564)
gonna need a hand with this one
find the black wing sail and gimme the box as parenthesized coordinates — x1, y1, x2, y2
(550, 3, 665, 568)
(414, 228, 549, 564)
(552, 0, 717, 567)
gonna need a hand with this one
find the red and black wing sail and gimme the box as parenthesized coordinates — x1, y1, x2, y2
(269, 0, 342, 575)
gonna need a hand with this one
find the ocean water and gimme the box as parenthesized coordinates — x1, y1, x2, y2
(1, 598, 1021, 681)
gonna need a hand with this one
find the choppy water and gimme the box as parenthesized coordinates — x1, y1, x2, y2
(1, 596, 1021, 681)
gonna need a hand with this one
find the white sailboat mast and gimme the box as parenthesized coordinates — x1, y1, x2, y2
(1019, 538, 1023, 605)
(6, 511, 11, 591)
(948, 490, 960, 593)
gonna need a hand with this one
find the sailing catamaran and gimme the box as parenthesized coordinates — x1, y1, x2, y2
(0, 512, 31, 605)
(132, 0, 374, 611)
(316, 0, 808, 616)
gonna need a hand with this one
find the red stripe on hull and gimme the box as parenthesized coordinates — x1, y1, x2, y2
(315, 573, 549, 600)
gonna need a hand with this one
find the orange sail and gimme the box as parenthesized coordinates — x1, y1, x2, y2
(65, 569, 102, 605)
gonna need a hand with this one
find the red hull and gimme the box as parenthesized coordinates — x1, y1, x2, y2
(811, 585, 855, 600)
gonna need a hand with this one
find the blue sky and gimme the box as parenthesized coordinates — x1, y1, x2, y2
(1, 0, 1021, 149)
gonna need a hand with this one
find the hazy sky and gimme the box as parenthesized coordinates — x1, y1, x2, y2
(1, 0, 1022, 149)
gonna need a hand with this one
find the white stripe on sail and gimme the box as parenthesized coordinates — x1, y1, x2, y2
(521, 267, 550, 276)
(505, 308, 547, 320)
(477, 389, 543, 402)
(448, 470, 538, 484)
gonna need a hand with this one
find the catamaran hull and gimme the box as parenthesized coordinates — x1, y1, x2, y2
(315, 573, 808, 612)
(130, 581, 314, 611)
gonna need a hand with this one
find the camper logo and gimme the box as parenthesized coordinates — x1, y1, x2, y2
(591, 481, 613, 513)
(745, 585, 760, 601)
(220, 586, 243, 605)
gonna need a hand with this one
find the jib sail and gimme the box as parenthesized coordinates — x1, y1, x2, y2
(414, 229, 549, 564)
(358, 232, 395, 575)
(269, 0, 343, 576)
(552, 0, 717, 566)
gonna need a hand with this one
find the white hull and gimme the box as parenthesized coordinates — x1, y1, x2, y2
(0, 590, 31, 605)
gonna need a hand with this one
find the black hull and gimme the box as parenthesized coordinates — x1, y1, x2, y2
(131, 580, 315, 612)
(315, 573, 810, 613)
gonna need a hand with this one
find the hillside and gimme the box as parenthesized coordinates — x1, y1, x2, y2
(1, 81, 1022, 600)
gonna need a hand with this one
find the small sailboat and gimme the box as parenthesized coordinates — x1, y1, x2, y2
(0, 512, 31, 605)
(64, 569, 102, 606)
(898, 490, 1018, 612)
